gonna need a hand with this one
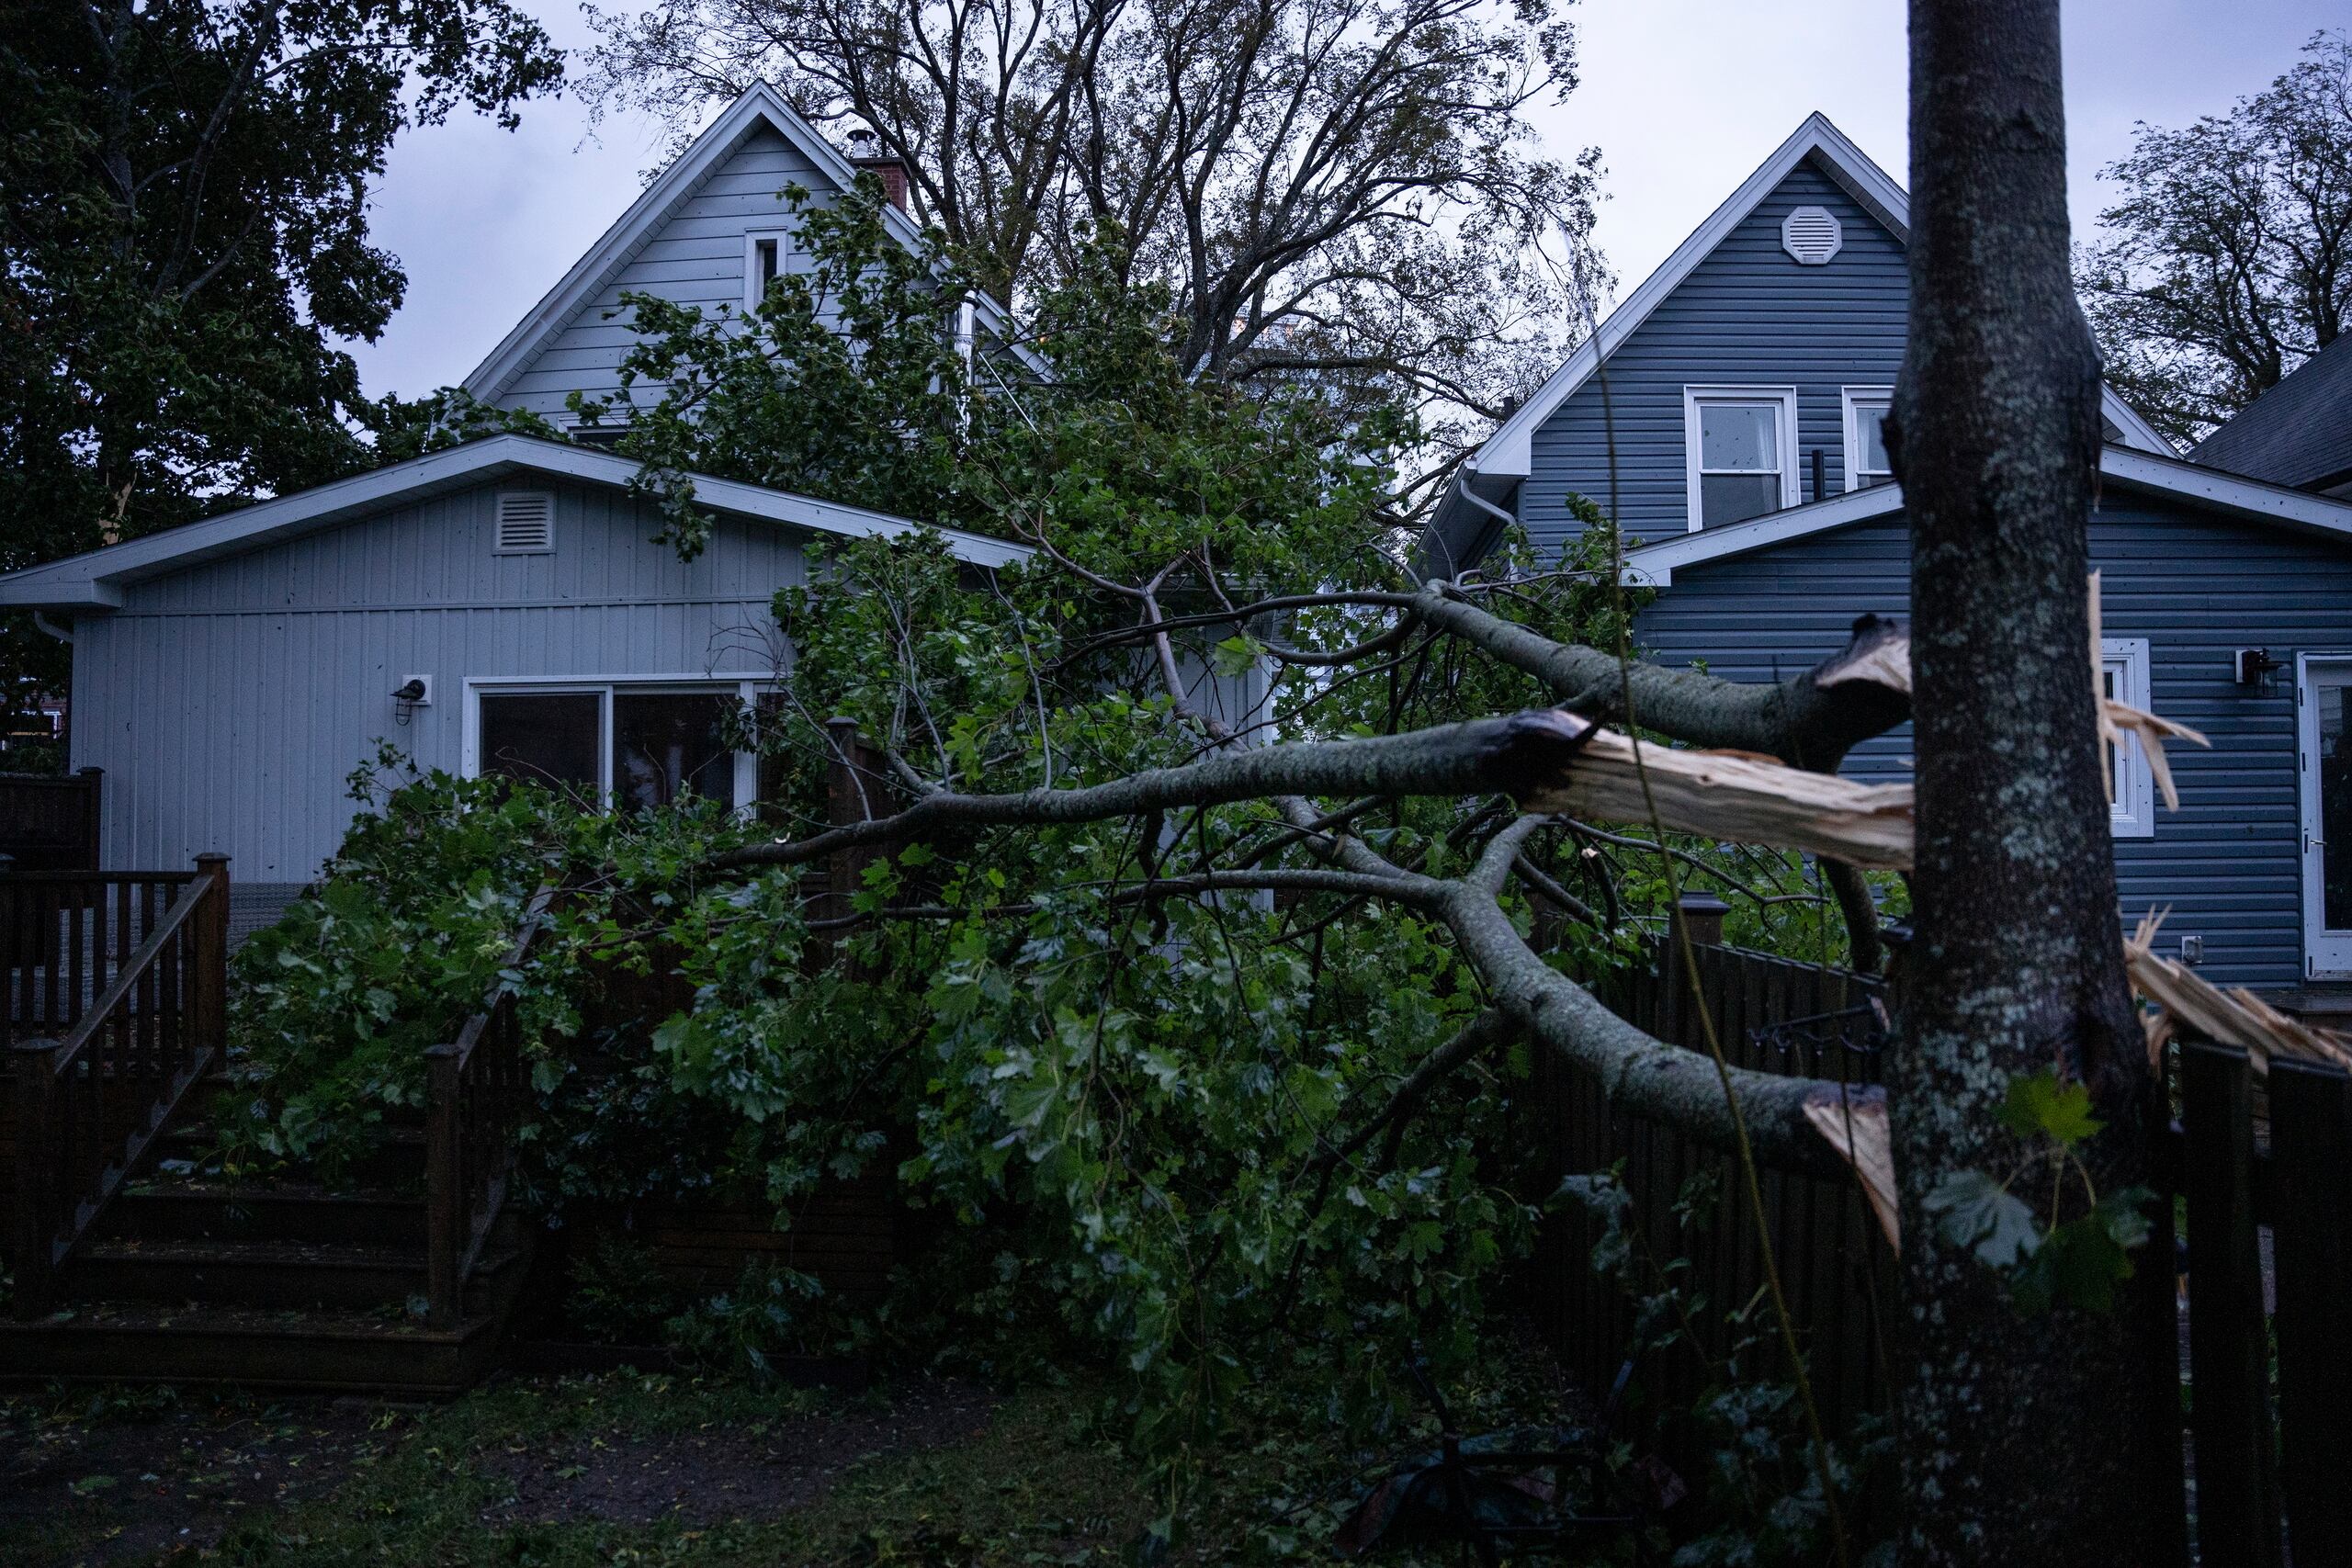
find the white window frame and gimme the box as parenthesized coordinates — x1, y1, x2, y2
(1840, 386, 1894, 491)
(2100, 638, 2155, 838)
(461, 674, 769, 812)
(1682, 386, 1801, 533)
(744, 231, 797, 312)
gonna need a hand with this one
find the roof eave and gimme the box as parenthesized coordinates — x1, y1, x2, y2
(0, 434, 1033, 604)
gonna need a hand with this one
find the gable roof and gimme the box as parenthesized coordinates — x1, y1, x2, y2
(1618, 443, 2352, 586)
(0, 435, 1030, 612)
(2191, 333, 2352, 493)
(1430, 114, 2172, 566)
(459, 83, 1045, 405)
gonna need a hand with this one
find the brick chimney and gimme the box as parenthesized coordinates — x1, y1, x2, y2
(844, 128, 910, 212)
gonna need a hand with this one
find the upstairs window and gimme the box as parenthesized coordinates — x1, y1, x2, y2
(744, 231, 796, 312)
(1683, 388, 1799, 530)
(1843, 388, 1894, 490)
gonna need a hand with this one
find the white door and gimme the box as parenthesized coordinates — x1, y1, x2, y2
(2299, 656, 2352, 978)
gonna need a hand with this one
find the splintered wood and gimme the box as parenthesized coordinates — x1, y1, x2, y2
(1513, 728, 1919, 870)
(2126, 909, 2352, 1074)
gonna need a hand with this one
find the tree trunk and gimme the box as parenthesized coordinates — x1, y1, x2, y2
(1890, 0, 2185, 1560)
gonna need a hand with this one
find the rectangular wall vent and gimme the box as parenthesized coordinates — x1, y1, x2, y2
(495, 492, 554, 553)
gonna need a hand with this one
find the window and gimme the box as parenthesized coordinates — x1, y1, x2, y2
(1682, 388, 1799, 531)
(2100, 638, 2154, 838)
(469, 681, 763, 812)
(494, 492, 554, 554)
(1842, 388, 1894, 491)
(745, 231, 795, 312)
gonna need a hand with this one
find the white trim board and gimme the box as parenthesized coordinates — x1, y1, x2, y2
(0, 434, 1032, 611)
(458, 83, 1046, 404)
(1619, 444, 2352, 586)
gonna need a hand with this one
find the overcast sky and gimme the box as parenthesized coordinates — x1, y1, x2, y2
(346, 0, 2340, 401)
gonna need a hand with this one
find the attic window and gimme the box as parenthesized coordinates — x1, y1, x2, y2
(745, 231, 794, 311)
(1781, 206, 1843, 265)
(494, 492, 554, 554)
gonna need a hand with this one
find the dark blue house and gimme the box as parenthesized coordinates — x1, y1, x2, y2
(1425, 116, 2352, 999)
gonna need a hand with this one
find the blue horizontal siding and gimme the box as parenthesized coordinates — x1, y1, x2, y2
(1633, 495, 2352, 990)
(1521, 159, 1910, 557)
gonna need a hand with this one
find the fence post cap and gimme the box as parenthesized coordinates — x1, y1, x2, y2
(193, 852, 230, 866)
(1676, 892, 1732, 916)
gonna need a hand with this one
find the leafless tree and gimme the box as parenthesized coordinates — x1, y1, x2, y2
(580, 0, 1606, 466)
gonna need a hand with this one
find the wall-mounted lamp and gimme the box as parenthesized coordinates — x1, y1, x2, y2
(392, 675, 431, 727)
(2234, 649, 2284, 687)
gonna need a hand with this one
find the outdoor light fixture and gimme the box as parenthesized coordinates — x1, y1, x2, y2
(392, 675, 431, 727)
(2234, 649, 2283, 686)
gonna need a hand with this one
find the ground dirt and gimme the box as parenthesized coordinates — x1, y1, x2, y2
(474, 1377, 995, 1527)
(0, 1390, 409, 1567)
(0, 1376, 997, 1567)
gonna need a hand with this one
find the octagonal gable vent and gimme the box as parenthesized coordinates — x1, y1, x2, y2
(1781, 206, 1843, 265)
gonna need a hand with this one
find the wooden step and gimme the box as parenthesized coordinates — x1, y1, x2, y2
(98, 1184, 426, 1247)
(0, 1298, 508, 1397)
(151, 1122, 428, 1188)
(61, 1235, 523, 1312)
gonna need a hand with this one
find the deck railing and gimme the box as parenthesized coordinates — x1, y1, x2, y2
(9, 854, 230, 1314)
(3, 867, 204, 1049)
(423, 884, 554, 1330)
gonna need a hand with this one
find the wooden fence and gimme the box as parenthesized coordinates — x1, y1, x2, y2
(1523, 933, 1894, 1475)
(1532, 925, 2352, 1562)
(0, 768, 101, 873)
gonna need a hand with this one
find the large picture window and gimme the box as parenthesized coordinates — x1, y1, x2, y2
(1683, 387, 1800, 530)
(469, 680, 764, 811)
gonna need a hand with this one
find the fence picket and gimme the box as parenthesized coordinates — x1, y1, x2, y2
(2179, 1039, 2283, 1568)
(2265, 1055, 2352, 1566)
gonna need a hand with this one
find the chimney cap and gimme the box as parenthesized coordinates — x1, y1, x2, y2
(846, 127, 878, 155)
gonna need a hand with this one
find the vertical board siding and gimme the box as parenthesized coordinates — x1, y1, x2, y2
(72, 478, 804, 883)
(1631, 495, 2352, 989)
(492, 126, 830, 419)
(1520, 159, 1910, 557)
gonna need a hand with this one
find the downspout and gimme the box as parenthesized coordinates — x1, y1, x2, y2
(1444, 472, 1520, 578)
(31, 612, 71, 645)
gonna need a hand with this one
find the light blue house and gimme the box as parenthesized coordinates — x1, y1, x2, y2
(1427, 116, 2352, 1000)
(0, 88, 1045, 902)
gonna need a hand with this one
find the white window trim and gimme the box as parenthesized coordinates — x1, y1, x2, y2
(2101, 638, 2155, 839)
(1840, 386, 1894, 492)
(461, 674, 773, 812)
(744, 231, 797, 313)
(1682, 386, 1801, 533)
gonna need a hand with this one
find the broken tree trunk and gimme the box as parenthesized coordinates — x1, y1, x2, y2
(1890, 0, 2187, 1559)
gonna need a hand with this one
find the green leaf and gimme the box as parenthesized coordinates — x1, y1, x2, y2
(1998, 1069, 2103, 1147)
(1924, 1168, 2042, 1269)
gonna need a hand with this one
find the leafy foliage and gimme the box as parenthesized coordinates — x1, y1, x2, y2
(578, 0, 1606, 462)
(2077, 30, 2352, 446)
(0, 0, 562, 697)
(1556, 1168, 1890, 1567)
(1921, 1068, 2158, 1316)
